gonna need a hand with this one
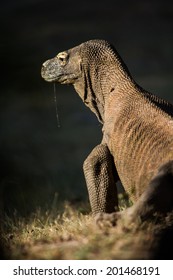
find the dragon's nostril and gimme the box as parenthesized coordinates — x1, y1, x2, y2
(42, 60, 50, 68)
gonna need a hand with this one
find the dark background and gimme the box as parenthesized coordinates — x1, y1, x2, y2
(1, 0, 173, 216)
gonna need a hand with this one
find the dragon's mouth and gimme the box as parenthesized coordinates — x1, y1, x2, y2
(42, 76, 57, 82)
(47, 74, 78, 84)
(41, 74, 64, 83)
(41, 66, 78, 84)
(41, 66, 63, 82)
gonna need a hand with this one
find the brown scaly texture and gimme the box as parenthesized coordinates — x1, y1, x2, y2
(41, 39, 173, 220)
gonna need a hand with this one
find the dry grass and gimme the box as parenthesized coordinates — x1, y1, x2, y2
(1, 200, 173, 260)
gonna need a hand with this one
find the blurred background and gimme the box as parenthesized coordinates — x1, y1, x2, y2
(0, 0, 173, 216)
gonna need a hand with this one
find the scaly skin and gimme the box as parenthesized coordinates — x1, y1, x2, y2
(41, 40, 173, 221)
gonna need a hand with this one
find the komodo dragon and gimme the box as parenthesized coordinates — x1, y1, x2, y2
(41, 39, 173, 223)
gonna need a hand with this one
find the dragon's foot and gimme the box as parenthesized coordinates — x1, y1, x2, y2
(94, 212, 122, 227)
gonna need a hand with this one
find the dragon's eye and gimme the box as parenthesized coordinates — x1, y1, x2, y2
(57, 52, 68, 65)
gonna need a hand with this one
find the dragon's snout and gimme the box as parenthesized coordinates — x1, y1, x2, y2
(41, 58, 63, 82)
